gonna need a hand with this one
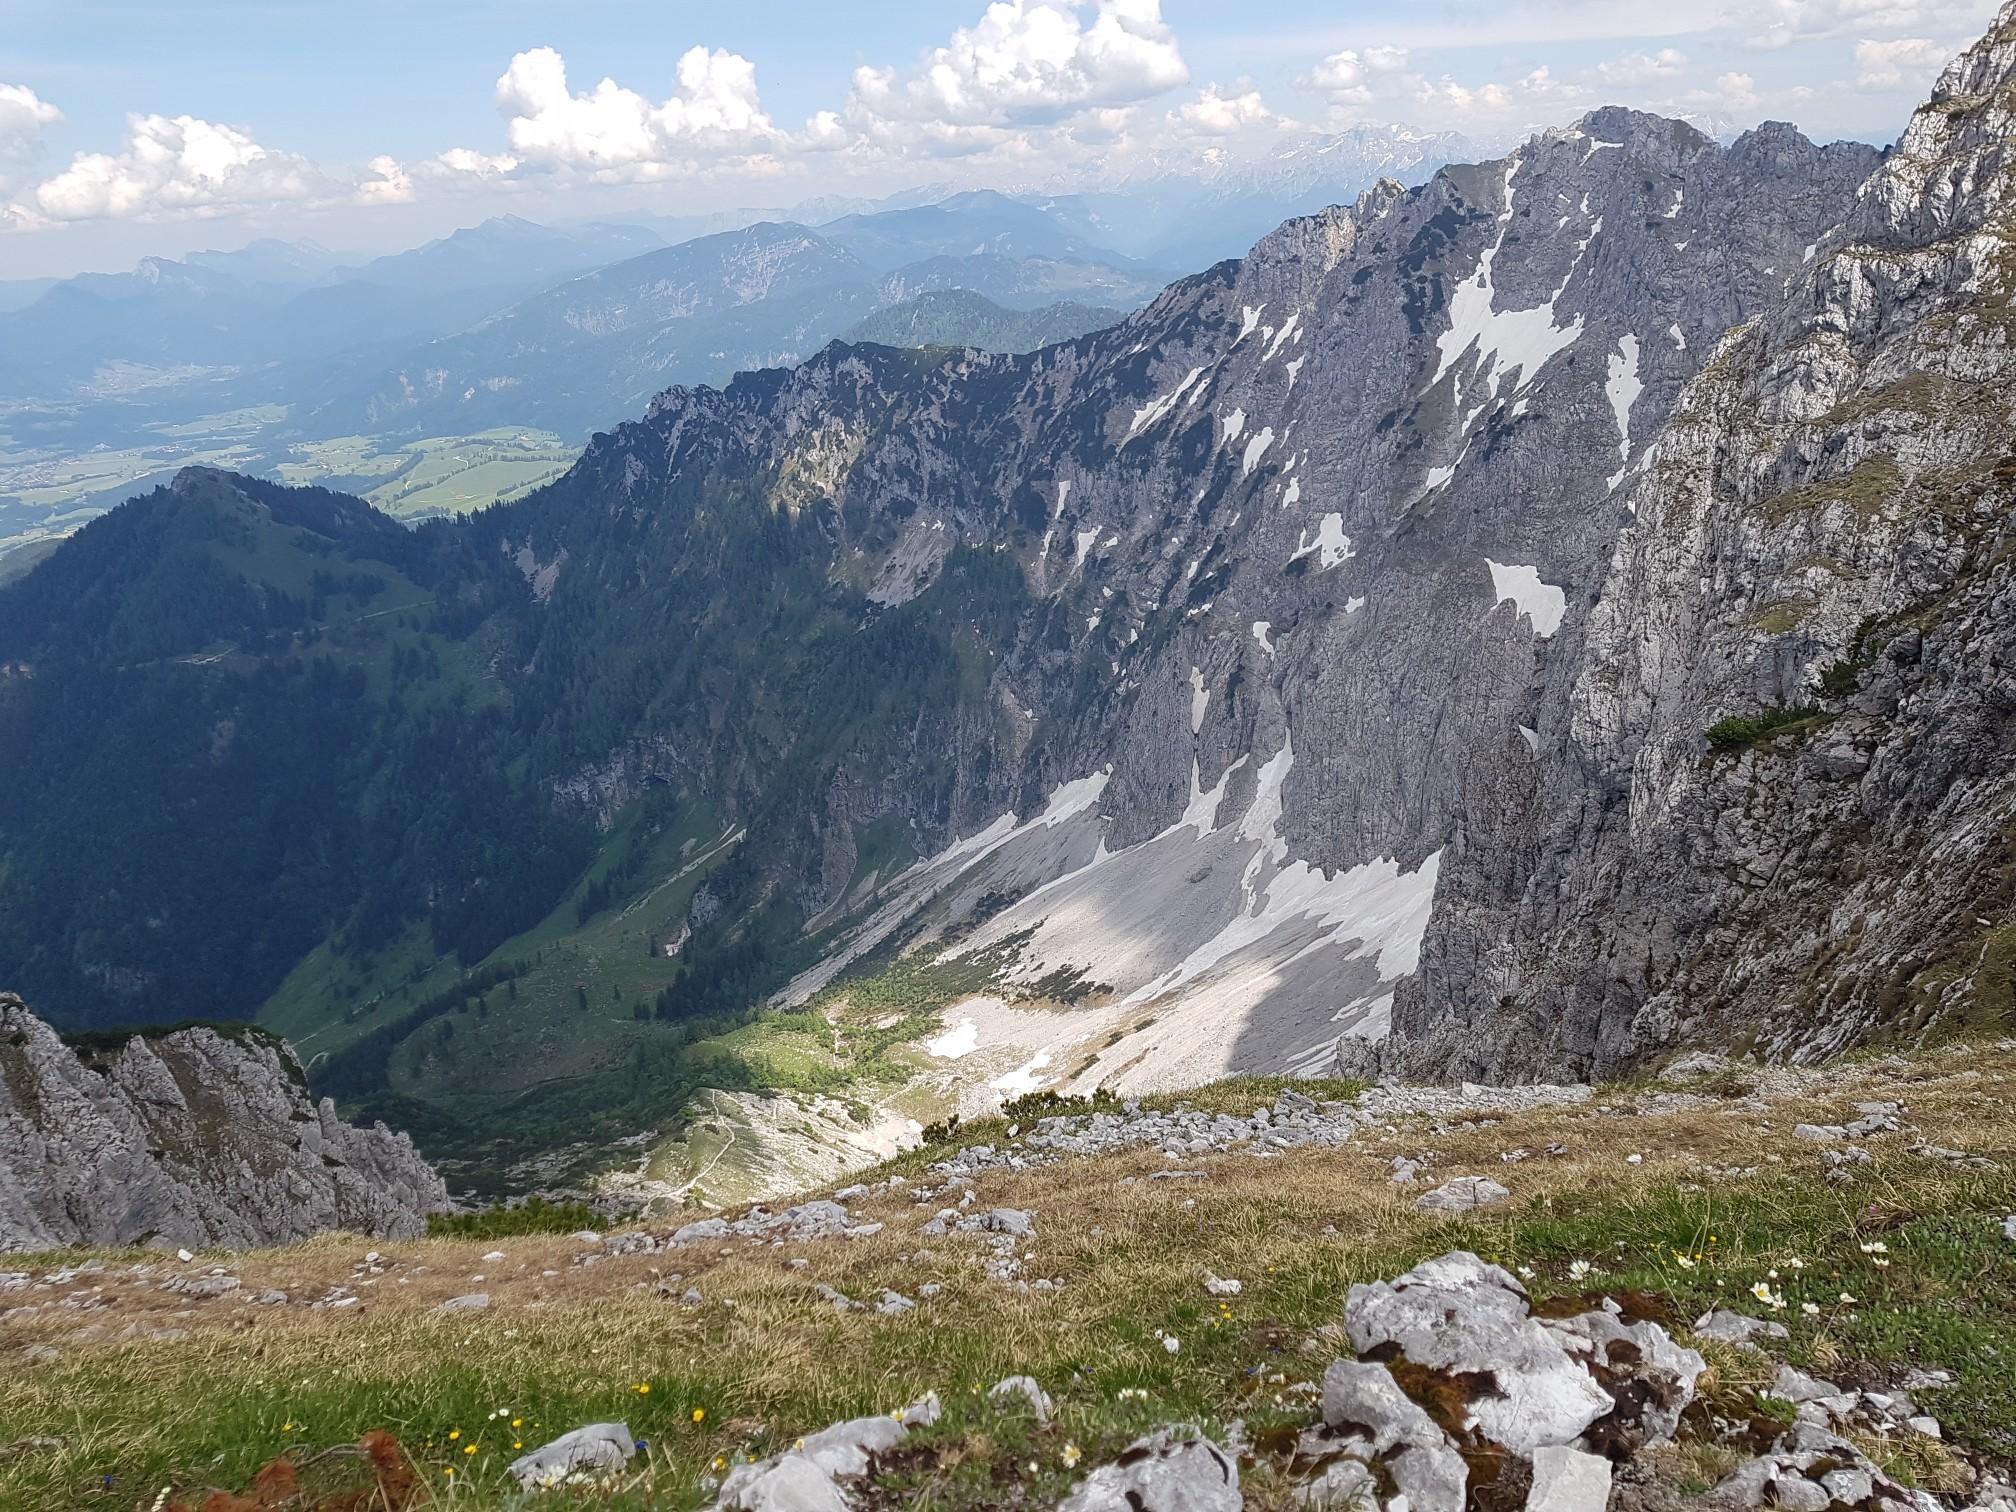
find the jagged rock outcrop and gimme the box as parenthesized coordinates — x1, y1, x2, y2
(1390, 1, 2016, 1079)
(0, 994, 447, 1250)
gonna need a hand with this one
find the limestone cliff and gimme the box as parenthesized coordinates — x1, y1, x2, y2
(1390, 2, 2016, 1078)
(0, 994, 447, 1251)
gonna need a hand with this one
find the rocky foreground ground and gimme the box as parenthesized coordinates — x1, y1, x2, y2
(3, 1043, 2014, 1509)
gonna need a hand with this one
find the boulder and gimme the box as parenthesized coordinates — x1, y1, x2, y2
(1344, 1253, 1610, 1453)
(1413, 1176, 1510, 1213)
(715, 1453, 849, 1512)
(1343, 1252, 1701, 1457)
(1526, 1445, 1611, 1512)
(508, 1422, 636, 1492)
(1058, 1429, 1240, 1512)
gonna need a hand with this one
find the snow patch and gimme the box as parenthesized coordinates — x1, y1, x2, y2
(1484, 559, 1567, 638)
(1242, 425, 1275, 476)
(1289, 513, 1354, 571)
(1517, 724, 1539, 753)
(1282, 476, 1301, 510)
(1667, 323, 1686, 350)
(1251, 620, 1275, 655)
(927, 1019, 980, 1059)
(1127, 368, 1206, 439)
(991, 1050, 1053, 1096)
(1222, 407, 1247, 444)
(1181, 756, 1243, 835)
(1431, 160, 1586, 405)
(1236, 304, 1265, 343)
(1189, 666, 1209, 734)
(1073, 528, 1099, 568)
(1604, 333, 1642, 490)
(1109, 734, 1444, 1013)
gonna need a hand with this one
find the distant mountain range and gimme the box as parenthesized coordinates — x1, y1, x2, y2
(0, 130, 1481, 565)
(306, 206, 1171, 439)
(843, 290, 1122, 352)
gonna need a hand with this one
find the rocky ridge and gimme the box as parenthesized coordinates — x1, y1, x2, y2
(0, 994, 447, 1251)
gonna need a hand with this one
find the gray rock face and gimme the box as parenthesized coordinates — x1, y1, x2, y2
(0, 994, 447, 1251)
(1393, 5, 2016, 1079)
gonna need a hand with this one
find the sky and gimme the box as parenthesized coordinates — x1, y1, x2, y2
(0, 0, 2001, 279)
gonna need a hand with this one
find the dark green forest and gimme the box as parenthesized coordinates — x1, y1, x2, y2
(0, 399, 1045, 1159)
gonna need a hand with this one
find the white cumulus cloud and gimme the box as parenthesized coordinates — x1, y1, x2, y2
(1304, 44, 1410, 100)
(491, 44, 778, 178)
(0, 83, 63, 195)
(1167, 85, 1283, 136)
(17, 113, 329, 225)
(1683, 71, 1763, 112)
(356, 155, 413, 205)
(848, 0, 1187, 130)
(1853, 35, 1948, 87)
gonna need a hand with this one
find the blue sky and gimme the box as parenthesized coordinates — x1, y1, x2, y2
(0, 0, 2000, 277)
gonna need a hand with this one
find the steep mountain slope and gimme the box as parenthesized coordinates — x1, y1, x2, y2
(459, 107, 1875, 1098)
(0, 468, 583, 1031)
(1391, 4, 2016, 1080)
(0, 993, 446, 1249)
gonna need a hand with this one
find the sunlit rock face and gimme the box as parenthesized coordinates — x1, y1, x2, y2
(0, 994, 447, 1251)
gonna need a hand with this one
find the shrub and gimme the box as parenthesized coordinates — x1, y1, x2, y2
(428, 1194, 607, 1239)
(1704, 705, 1825, 751)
